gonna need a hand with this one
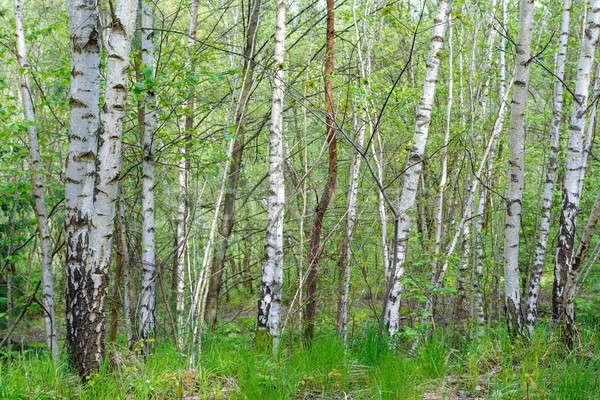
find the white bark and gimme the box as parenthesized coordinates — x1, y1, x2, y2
(13, 0, 58, 362)
(337, 104, 365, 342)
(139, 0, 157, 348)
(578, 58, 600, 196)
(433, 21, 452, 262)
(504, 0, 535, 335)
(563, 191, 600, 336)
(85, 0, 138, 368)
(176, 0, 200, 351)
(525, 0, 571, 336)
(257, 0, 286, 352)
(554, 0, 600, 323)
(117, 183, 133, 344)
(456, 198, 472, 329)
(372, 135, 389, 279)
(384, 0, 451, 335)
(65, 0, 101, 375)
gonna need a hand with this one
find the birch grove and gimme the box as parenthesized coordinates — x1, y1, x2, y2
(6, 0, 600, 385)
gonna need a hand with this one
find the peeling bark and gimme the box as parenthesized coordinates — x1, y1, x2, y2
(257, 0, 286, 352)
(65, 0, 101, 376)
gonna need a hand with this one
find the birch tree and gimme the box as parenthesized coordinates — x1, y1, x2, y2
(12, 0, 58, 363)
(525, 0, 571, 335)
(79, 0, 137, 375)
(65, 0, 101, 374)
(139, 0, 158, 351)
(433, 20, 452, 262)
(257, 0, 286, 352)
(554, 0, 600, 324)
(383, 0, 451, 335)
(503, 0, 535, 335)
(175, 0, 200, 350)
(562, 191, 600, 342)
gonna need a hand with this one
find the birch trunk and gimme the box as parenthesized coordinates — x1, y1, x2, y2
(257, 0, 286, 352)
(139, 0, 157, 351)
(563, 191, 600, 342)
(336, 104, 364, 341)
(65, 0, 101, 375)
(525, 0, 571, 336)
(13, 0, 58, 362)
(372, 135, 389, 279)
(503, 0, 535, 336)
(205, 0, 262, 329)
(578, 59, 600, 195)
(455, 200, 472, 332)
(554, 0, 600, 324)
(117, 183, 133, 344)
(383, 0, 451, 336)
(82, 0, 137, 375)
(175, 0, 200, 350)
(433, 21, 452, 261)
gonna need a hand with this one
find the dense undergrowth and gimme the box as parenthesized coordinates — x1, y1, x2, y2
(1, 322, 599, 399)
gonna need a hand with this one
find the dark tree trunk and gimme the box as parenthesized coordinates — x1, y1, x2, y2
(304, 0, 336, 341)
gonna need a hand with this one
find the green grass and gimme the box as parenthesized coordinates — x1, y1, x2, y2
(1, 323, 599, 399)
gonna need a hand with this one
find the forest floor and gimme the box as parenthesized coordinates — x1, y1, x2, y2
(1, 321, 599, 399)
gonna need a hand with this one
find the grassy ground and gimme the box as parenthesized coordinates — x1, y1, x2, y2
(1, 321, 599, 399)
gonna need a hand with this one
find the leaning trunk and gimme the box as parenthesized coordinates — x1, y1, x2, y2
(205, 0, 262, 329)
(383, 0, 451, 336)
(13, 0, 58, 362)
